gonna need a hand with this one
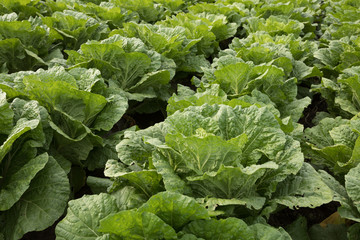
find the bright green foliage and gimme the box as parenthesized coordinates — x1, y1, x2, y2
(66, 35, 175, 102)
(93, 191, 289, 240)
(199, 57, 311, 122)
(99, 210, 178, 240)
(0, 0, 41, 19)
(230, 32, 321, 81)
(188, 2, 249, 27)
(158, 12, 237, 57)
(137, 192, 210, 229)
(51, 1, 137, 29)
(41, 10, 109, 50)
(113, 104, 331, 216)
(110, 0, 167, 23)
(110, 22, 209, 72)
(245, 16, 305, 37)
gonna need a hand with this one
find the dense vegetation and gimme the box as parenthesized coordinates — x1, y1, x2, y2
(1, 0, 360, 239)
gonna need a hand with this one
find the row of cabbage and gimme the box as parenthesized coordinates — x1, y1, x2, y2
(1, 0, 360, 239)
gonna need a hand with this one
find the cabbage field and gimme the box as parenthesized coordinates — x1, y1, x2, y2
(1, 0, 360, 239)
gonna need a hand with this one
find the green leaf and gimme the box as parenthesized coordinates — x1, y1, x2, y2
(166, 84, 229, 115)
(91, 87, 128, 131)
(116, 124, 165, 166)
(257, 136, 304, 196)
(0, 100, 40, 164)
(87, 176, 112, 194)
(304, 117, 349, 148)
(110, 186, 147, 211)
(0, 38, 45, 73)
(109, 170, 163, 198)
(66, 35, 175, 101)
(138, 192, 210, 230)
(345, 163, 360, 214)
(86, 131, 124, 171)
(41, 10, 109, 50)
(285, 216, 310, 240)
(152, 149, 189, 194)
(214, 62, 252, 96)
(24, 78, 107, 126)
(319, 170, 360, 222)
(182, 218, 255, 240)
(271, 163, 333, 209)
(0, 90, 13, 134)
(2, 156, 70, 240)
(304, 117, 360, 174)
(314, 40, 343, 69)
(187, 163, 277, 200)
(277, 96, 311, 122)
(98, 210, 177, 240)
(164, 132, 244, 175)
(109, 52, 151, 89)
(246, 16, 304, 37)
(166, 105, 286, 166)
(56, 193, 119, 240)
(292, 61, 322, 81)
(48, 110, 103, 164)
(249, 224, 292, 240)
(202, 197, 266, 211)
(111, 0, 165, 22)
(0, 152, 48, 211)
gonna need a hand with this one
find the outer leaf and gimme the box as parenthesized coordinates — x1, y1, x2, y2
(0, 38, 45, 73)
(202, 197, 266, 211)
(214, 62, 251, 96)
(109, 170, 163, 198)
(56, 193, 119, 240)
(138, 192, 210, 230)
(24, 78, 107, 126)
(245, 16, 304, 37)
(165, 133, 244, 175)
(271, 163, 333, 209)
(110, 186, 147, 211)
(108, 52, 151, 90)
(187, 163, 277, 200)
(86, 176, 112, 194)
(249, 224, 292, 240)
(182, 218, 255, 240)
(166, 105, 286, 166)
(152, 149, 189, 193)
(304, 117, 360, 174)
(91, 88, 128, 131)
(0, 153, 48, 211)
(0, 90, 13, 134)
(116, 124, 165, 166)
(2, 156, 70, 240)
(41, 10, 109, 50)
(98, 211, 177, 240)
(345, 163, 360, 214)
(257, 136, 304, 196)
(319, 170, 360, 222)
(0, 100, 40, 163)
